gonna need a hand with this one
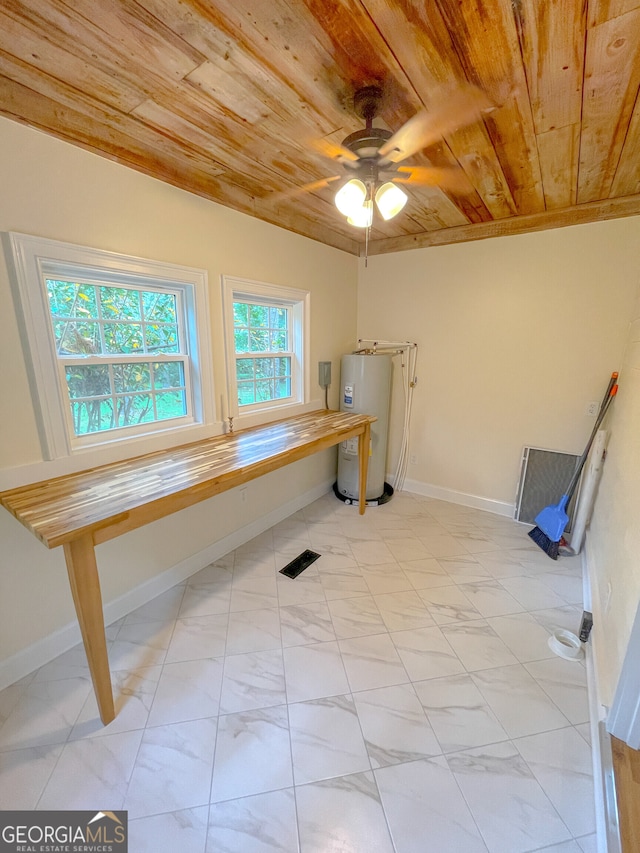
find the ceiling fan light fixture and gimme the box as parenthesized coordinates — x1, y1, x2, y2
(346, 199, 373, 228)
(375, 182, 408, 220)
(335, 178, 367, 217)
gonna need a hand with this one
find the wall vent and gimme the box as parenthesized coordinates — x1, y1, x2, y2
(515, 446, 581, 531)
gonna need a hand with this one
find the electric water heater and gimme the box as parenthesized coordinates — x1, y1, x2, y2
(337, 353, 392, 501)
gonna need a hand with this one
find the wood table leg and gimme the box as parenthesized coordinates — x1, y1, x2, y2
(358, 422, 371, 515)
(63, 535, 115, 725)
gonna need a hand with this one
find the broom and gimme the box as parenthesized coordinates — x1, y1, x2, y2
(528, 379, 618, 559)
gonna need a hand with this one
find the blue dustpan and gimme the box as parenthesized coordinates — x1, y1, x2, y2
(534, 495, 570, 543)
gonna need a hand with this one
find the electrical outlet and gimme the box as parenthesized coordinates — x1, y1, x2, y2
(586, 401, 599, 417)
(410, 454, 417, 464)
(240, 487, 247, 503)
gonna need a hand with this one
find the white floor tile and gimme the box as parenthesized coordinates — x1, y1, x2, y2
(514, 726, 596, 837)
(414, 673, 508, 753)
(417, 584, 482, 624)
(438, 555, 493, 584)
(277, 574, 326, 607)
(391, 625, 465, 681)
(39, 729, 143, 810)
(499, 576, 571, 611)
(123, 586, 185, 624)
(147, 657, 223, 726)
(210, 705, 293, 802)
(327, 595, 387, 639)
(71, 665, 161, 739)
(485, 612, 556, 663)
(0, 743, 63, 809)
(399, 557, 452, 589)
(458, 580, 525, 617)
(372, 590, 435, 631)
(375, 756, 488, 853)
(279, 601, 336, 646)
(353, 683, 441, 767)
(207, 789, 299, 853)
(471, 664, 570, 738)
(319, 565, 369, 600)
(289, 695, 370, 784)
(0, 676, 92, 751)
(359, 562, 413, 595)
(447, 741, 572, 853)
(129, 806, 209, 853)
(440, 620, 519, 671)
(165, 613, 228, 664)
(109, 620, 174, 671)
(226, 607, 282, 654)
(525, 658, 590, 724)
(125, 717, 217, 818)
(219, 649, 286, 714)
(282, 641, 350, 703)
(179, 575, 232, 618)
(296, 771, 395, 853)
(338, 633, 409, 692)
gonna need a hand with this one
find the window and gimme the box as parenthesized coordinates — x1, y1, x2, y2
(233, 300, 292, 406)
(48, 279, 189, 436)
(7, 233, 214, 459)
(222, 276, 309, 421)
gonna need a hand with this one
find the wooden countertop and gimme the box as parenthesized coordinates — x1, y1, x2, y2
(0, 409, 376, 549)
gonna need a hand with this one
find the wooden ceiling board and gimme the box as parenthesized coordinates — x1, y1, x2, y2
(0, 5, 147, 114)
(578, 8, 640, 203)
(537, 123, 581, 209)
(513, 0, 586, 134)
(0, 56, 226, 181)
(513, 0, 585, 210)
(358, 0, 516, 220)
(437, 0, 545, 216)
(588, 0, 640, 28)
(0, 0, 640, 254)
(611, 95, 640, 195)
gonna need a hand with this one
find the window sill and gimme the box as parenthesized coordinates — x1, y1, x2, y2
(228, 399, 323, 433)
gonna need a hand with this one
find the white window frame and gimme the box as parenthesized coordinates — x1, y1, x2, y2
(6, 232, 215, 460)
(221, 275, 310, 427)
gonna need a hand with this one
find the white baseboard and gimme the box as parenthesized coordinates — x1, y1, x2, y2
(400, 477, 515, 518)
(0, 478, 334, 691)
(581, 544, 621, 853)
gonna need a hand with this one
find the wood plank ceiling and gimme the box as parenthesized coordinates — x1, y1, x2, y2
(1, 0, 639, 256)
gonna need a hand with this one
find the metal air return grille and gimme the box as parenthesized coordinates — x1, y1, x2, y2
(515, 446, 581, 532)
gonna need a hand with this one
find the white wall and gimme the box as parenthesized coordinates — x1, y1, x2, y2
(357, 223, 640, 716)
(588, 286, 640, 707)
(358, 222, 640, 507)
(0, 117, 357, 669)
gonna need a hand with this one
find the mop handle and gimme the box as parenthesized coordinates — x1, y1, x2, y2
(599, 372, 618, 413)
(565, 384, 618, 500)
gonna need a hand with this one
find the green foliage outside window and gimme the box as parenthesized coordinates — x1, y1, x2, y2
(233, 301, 292, 406)
(47, 280, 187, 435)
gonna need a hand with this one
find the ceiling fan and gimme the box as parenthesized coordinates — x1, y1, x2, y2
(306, 84, 493, 228)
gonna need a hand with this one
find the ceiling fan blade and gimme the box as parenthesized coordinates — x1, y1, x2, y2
(378, 85, 494, 165)
(271, 175, 342, 202)
(392, 165, 471, 193)
(312, 137, 360, 165)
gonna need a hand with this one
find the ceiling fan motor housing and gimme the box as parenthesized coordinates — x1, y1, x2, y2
(342, 127, 392, 161)
(342, 86, 393, 170)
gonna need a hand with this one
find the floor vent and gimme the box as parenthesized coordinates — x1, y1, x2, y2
(515, 446, 581, 532)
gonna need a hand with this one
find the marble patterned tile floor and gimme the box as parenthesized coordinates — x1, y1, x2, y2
(0, 492, 598, 853)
